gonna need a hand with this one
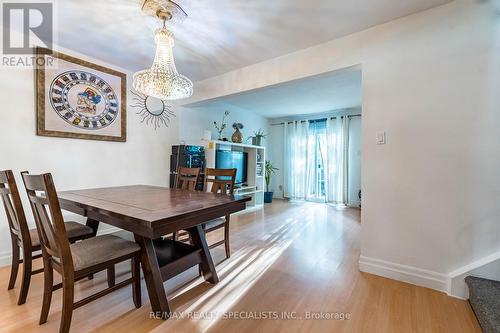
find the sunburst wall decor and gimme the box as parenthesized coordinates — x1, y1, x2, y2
(130, 90, 175, 130)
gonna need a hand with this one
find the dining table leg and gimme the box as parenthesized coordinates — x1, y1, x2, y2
(85, 218, 100, 280)
(188, 225, 219, 284)
(85, 218, 100, 236)
(134, 235, 171, 319)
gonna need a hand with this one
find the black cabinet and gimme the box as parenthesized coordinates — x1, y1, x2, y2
(169, 145, 205, 189)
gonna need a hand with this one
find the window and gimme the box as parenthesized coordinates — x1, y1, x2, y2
(307, 119, 327, 201)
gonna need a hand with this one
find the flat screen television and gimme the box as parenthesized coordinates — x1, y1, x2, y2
(215, 150, 248, 185)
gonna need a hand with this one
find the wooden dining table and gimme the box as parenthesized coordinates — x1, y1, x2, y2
(57, 185, 250, 318)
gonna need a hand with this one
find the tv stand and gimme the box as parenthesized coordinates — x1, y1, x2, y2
(201, 140, 265, 210)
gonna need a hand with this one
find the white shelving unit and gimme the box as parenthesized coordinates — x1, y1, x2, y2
(201, 140, 265, 210)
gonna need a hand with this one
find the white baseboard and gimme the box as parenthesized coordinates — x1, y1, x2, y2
(0, 226, 122, 268)
(447, 249, 500, 299)
(359, 255, 448, 293)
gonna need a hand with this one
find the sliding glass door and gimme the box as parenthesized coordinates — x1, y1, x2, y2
(307, 120, 327, 201)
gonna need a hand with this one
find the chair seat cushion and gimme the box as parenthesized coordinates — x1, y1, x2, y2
(69, 234, 141, 271)
(29, 221, 93, 247)
(202, 217, 226, 232)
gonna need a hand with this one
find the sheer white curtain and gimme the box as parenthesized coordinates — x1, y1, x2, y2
(283, 121, 310, 199)
(325, 117, 349, 204)
(284, 117, 349, 204)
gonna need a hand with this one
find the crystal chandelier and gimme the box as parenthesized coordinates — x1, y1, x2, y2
(133, 0, 193, 100)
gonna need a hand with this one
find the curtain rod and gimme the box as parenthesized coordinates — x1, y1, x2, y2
(270, 114, 361, 126)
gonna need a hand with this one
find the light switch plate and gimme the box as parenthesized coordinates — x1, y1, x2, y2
(376, 131, 386, 145)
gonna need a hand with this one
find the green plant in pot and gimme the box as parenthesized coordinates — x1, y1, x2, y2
(264, 160, 279, 203)
(250, 128, 267, 146)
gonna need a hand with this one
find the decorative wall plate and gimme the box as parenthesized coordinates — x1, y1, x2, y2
(49, 70, 119, 130)
(130, 90, 175, 130)
(36, 47, 126, 142)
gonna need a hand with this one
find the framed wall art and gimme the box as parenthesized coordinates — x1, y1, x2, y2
(35, 47, 126, 142)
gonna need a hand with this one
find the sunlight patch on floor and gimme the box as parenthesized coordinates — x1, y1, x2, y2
(168, 206, 317, 332)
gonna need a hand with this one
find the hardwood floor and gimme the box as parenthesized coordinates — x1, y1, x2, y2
(0, 200, 481, 332)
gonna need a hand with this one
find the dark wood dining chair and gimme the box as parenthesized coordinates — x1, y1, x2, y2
(202, 168, 237, 258)
(21, 173, 142, 333)
(0, 170, 94, 305)
(172, 167, 201, 241)
(175, 166, 201, 191)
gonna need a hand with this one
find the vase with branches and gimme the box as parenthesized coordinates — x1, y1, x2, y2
(213, 110, 230, 140)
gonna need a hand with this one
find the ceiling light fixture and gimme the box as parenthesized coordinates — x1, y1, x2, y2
(133, 0, 193, 100)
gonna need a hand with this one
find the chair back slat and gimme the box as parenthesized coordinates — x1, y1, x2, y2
(175, 167, 200, 191)
(3, 196, 20, 236)
(0, 170, 30, 243)
(32, 196, 59, 257)
(203, 168, 237, 195)
(29, 195, 50, 206)
(21, 173, 72, 263)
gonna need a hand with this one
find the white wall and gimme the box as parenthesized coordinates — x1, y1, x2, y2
(0, 46, 179, 265)
(347, 116, 362, 206)
(266, 123, 284, 197)
(178, 105, 269, 147)
(181, 0, 500, 292)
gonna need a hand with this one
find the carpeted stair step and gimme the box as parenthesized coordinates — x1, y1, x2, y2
(465, 276, 500, 333)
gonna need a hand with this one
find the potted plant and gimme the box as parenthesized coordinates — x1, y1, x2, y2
(250, 128, 267, 146)
(264, 160, 279, 203)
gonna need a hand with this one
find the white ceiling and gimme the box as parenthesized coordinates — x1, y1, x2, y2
(185, 66, 362, 118)
(56, 0, 451, 81)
